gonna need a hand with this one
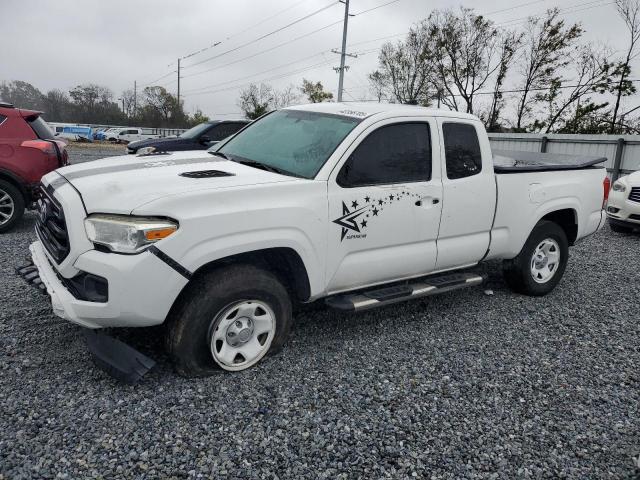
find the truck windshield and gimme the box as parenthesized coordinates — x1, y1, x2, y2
(217, 110, 360, 179)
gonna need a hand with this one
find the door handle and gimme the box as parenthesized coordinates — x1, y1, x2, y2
(415, 198, 440, 207)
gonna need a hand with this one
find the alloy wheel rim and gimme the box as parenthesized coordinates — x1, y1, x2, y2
(210, 300, 276, 371)
(0, 188, 15, 226)
(530, 238, 561, 284)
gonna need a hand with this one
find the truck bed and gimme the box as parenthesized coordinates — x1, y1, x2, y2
(493, 150, 606, 173)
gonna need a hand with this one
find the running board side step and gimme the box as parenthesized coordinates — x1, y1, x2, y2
(325, 273, 485, 312)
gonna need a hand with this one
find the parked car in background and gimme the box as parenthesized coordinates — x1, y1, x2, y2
(95, 128, 119, 141)
(21, 103, 609, 378)
(106, 128, 160, 144)
(607, 172, 640, 232)
(0, 102, 68, 232)
(126, 120, 249, 154)
(56, 125, 93, 142)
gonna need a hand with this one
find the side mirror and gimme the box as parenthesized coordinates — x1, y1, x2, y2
(200, 135, 212, 144)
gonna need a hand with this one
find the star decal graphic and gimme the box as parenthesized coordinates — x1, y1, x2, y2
(333, 202, 369, 241)
(333, 191, 414, 241)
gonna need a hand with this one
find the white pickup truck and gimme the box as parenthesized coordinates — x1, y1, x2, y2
(21, 103, 609, 379)
(106, 127, 160, 144)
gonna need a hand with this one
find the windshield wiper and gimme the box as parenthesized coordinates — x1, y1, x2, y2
(234, 159, 301, 177)
(208, 151, 231, 160)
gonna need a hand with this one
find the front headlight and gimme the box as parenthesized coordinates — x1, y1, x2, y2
(612, 180, 626, 192)
(84, 214, 178, 254)
(137, 146, 156, 155)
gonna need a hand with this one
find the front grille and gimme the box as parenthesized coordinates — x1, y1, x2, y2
(629, 187, 640, 203)
(35, 184, 70, 263)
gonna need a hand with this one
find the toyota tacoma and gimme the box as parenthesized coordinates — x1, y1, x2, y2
(20, 103, 609, 377)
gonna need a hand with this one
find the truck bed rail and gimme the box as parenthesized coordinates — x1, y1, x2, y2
(493, 150, 606, 173)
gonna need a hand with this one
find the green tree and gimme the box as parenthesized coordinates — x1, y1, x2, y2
(300, 79, 333, 103)
(237, 83, 273, 119)
(187, 109, 210, 127)
(0, 80, 44, 110)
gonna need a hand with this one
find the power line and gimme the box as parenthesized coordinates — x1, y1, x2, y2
(182, 20, 343, 80)
(183, 50, 332, 94)
(183, 59, 336, 97)
(184, 1, 339, 70)
(352, 0, 401, 16)
(496, 0, 612, 26)
(483, 0, 548, 16)
(344, 78, 640, 101)
(175, 0, 311, 63)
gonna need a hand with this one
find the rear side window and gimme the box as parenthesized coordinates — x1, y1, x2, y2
(208, 123, 244, 141)
(442, 123, 482, 179)
(28, 116, 55, 140)
(337, 123, 431, 187)
(0, 114, 6, 126)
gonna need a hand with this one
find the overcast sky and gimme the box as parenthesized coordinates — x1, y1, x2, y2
(1, 0, 632, 119)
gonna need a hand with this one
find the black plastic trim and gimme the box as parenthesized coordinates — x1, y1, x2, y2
(148, 246, 192, 280)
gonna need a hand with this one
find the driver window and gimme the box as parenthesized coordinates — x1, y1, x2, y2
(337, 122, 431, 187)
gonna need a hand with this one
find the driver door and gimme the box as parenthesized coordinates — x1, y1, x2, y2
(325, 119, 443, 294)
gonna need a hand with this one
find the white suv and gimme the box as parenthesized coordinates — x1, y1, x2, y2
(607, 172, 640, 233)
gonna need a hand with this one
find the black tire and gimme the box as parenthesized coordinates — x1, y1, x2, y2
(609, 221, 634, 234)
(165, 264, 292, 376)
(502, 220, 569, 296)
(0, 179, 25, 234)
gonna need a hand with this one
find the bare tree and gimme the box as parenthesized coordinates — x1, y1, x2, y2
(368, 70, 388, 102)
(430, 8, 503, 114)
(121, 89, 136, 118)
(273, 84, 300, 108)
(376, 24, 436, 105)
(610, 0, 640, 132)
(514, 9, 582, 131)
(237, 83, 273, 119)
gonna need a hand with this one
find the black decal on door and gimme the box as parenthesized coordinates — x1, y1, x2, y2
(332, 191, 421, 241)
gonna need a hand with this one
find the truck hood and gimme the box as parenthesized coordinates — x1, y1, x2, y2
(55, 151, 296, 213)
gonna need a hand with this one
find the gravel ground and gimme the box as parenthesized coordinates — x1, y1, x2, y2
(65, 142, 127, 164)
(1, 146, 639, 478)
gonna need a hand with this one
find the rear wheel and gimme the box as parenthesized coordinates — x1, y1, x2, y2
(165, 264, 292, 376)
(0, 180, 25, 233)
(503, 221, 569, 296)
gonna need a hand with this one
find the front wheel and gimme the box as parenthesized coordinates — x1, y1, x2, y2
(165, 264, 292, 376)
(502, 220, 569, 296)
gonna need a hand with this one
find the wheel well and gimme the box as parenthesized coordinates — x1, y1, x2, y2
(192, 248, 311, 302)
(540, 209, 578, 245)
(0, 170, 28, 202)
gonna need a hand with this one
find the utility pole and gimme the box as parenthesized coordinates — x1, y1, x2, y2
(133, 80, 137, 116)
(177, 58, 181, 107)
(337, 0, 350, 102)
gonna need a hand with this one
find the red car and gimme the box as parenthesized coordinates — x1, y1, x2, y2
(0, 102, 68, 232)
